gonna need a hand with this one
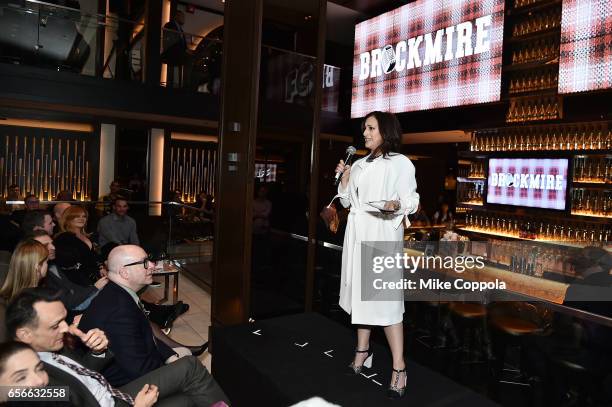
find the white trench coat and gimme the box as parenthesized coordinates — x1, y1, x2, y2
(337, 153, 419, 326)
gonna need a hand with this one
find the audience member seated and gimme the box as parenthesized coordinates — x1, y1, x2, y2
(193, 191, 214, 221)
(52, 202, 71, 235)
(97, 180, 122, 216)
(97, 197, 140, 249)
(54, 205, 103, 287)
(35, 232, 194, 354)
(6, 184, 22, 213)
(11, 194, 40, 226)
(55, 190, 75, 202)
(0, 239, 49, 342)
(0, 341, 49, 389)
(21, 209, 56, 237)
(79, 245, 211, 386)
(96, 242, 189, 332)
(7, 288, 229, 406)
(32, 231, 107, 313)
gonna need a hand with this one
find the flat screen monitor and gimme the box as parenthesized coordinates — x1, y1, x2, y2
(351, 0, 505, 118)
(486, 158, 569, 210)
(558, 0, 612, 94)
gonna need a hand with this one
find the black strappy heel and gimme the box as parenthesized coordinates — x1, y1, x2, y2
(347, 348, 373, 374)
(387, 367, 407, 399)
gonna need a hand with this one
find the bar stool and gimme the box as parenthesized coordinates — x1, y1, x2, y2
(449, 302, 489, 363)
(415, 300, 453, 349)
(488, 302, 552, 386)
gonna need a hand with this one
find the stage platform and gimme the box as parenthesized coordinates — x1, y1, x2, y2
(212, 312, 499, 406)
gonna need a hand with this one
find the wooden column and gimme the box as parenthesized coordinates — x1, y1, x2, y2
(304, 0, 327, 311)
(212, 0, 263, 326)
(143, 0, 162, 86)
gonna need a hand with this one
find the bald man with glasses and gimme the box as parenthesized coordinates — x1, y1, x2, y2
(77, 245, 228, 405)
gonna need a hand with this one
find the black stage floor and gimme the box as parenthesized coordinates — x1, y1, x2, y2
(212, 312, 500, 407)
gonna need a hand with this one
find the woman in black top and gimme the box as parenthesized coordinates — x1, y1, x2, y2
(54, 205, 103, 286)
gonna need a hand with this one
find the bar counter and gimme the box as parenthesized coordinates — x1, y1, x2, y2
(403, 247, 569, 304)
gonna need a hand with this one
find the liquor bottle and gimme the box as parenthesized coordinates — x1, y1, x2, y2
(573, 127, 579, 150)
(595, 128, 603, 150)
(594, 159, 602, 182)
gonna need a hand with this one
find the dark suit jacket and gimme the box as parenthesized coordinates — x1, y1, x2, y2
(45, 263, 98, 310)
(78, 281, 175, 387)
(161, 20, 187, 63)
(42, 347, 114, 407)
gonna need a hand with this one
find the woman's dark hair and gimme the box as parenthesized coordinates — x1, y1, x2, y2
(0, 341, 35, 376)
(362, 111, 402, 161)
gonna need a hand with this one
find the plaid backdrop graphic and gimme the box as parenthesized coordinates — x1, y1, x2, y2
(487, 158, 568, 210)
(351, 0, 505, 118)
(559, 0, 612, 94)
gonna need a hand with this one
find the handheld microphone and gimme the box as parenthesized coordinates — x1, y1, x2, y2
(334, 146, 357, 186)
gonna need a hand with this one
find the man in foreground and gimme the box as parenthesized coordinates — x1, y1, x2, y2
(7, 288, 229, 406)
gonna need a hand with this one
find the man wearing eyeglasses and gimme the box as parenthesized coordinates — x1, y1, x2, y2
(77, 245, 229, 405)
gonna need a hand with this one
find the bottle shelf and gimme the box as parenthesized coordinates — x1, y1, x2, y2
(507, 87, 558, 98)
(457, 227, 611, 250)
(504, 58, 558, 73)
(465, 148, 612, 155)
(457, 177, 486, 182)
(507, 27, 561, 44)
(570, 211, 612, 219)
(572, 182, 611, 189)
(509, 0, 562, 17)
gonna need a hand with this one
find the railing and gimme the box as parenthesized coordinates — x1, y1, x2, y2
(1, 199, 214, 285)
(0, 0, 210, 90)
(0, 2, 343, 104)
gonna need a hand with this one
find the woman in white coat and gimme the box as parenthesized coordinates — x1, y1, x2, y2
(335, 111, 419, 399)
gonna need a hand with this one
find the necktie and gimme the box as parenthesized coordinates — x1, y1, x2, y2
(137, 301, 151, 317)
(138, 301, 162, 350)
(51, 353, 134, 405)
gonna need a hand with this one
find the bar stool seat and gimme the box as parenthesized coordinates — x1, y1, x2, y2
(449, 302, 487, 318)
(449, 302, 489, 363)
(490, 316, 541, 336)
(415, 301, 452, 349)
(488, 302, 553, 395)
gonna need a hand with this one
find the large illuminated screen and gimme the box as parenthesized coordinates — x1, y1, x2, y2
(559, 0, 612, 94)
(486, 158, 568, 210)
(351, 0, 505, 118)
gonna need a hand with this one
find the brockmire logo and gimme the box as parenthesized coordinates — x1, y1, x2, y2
(358, 14, 493, 80)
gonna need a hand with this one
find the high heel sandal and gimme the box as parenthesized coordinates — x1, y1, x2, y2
(347, 348, 373, 375)
(387, 367, 407, 399)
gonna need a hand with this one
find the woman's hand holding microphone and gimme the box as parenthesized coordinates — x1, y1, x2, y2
(335, 160, 351, 189)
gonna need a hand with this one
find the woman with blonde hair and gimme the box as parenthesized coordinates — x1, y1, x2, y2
(54, 205, 103, 287)
(0, 239, 49, 341)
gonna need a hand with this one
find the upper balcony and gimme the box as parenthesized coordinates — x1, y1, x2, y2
(0, 0, 344, 127)
(0, 0, 222, 123)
